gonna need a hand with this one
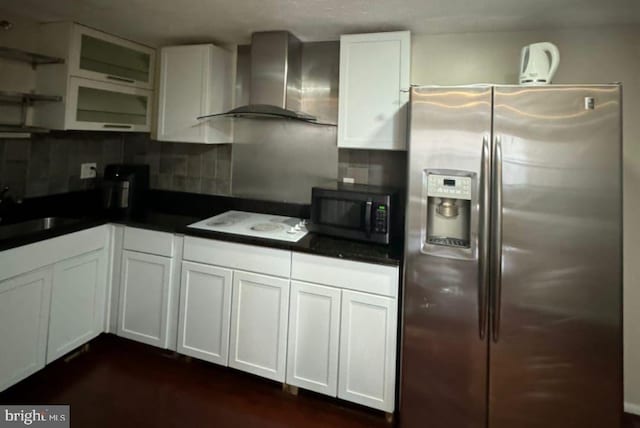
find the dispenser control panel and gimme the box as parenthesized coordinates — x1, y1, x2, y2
(427, 174, 472, 200)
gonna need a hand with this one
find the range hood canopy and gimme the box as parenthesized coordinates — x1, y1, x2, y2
(198, 31, 333, 125)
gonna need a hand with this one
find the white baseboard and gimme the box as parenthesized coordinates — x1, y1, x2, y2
(625, 401, 640, 415)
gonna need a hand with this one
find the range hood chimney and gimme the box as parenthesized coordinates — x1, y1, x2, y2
(199, 31, 324, 124)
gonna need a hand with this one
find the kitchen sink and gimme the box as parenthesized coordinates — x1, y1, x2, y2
(0, 216, 82, 240)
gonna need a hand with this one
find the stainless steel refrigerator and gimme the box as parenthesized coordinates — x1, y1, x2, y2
(400, 85, 622, 428)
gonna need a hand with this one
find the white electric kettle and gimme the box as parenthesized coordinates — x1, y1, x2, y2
(519, 42, 560, 85)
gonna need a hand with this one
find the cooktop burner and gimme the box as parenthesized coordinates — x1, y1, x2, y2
(188, 210, 308, 242)
(250, 223, 283, 232)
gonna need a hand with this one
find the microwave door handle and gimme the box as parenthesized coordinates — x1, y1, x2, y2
(365, 200, 373, 237)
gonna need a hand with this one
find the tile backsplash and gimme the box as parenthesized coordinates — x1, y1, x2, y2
(0, 132, 407, 200)
(0, 132, 123, 198)
(122, 133, 232, 195)
(0, 132, 232, 199)
(338, 149, 407, 189)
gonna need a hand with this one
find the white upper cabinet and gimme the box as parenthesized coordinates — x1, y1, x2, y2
(67, 23, 155, 89)
(338, 31, 411, 150)
(64, 77, 152, 132)
(157, 44, 233, 143)
(35, 22, 155, 132)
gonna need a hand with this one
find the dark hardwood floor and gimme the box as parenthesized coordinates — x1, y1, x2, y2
(0, 334, 638, 427)
(0, 335, 389, 427)
(626, 413, 640, 428)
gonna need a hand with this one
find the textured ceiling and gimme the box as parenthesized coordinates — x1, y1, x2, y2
(2, 0, 640, 47)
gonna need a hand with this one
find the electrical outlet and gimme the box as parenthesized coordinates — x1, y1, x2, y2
(80, 162, 97, 179)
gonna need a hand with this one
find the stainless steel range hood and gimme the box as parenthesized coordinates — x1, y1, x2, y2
(199, 31, 329, 124)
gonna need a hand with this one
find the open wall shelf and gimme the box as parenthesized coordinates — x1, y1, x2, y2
(0, 46, 64, 68)
(0, 91, 62, 104)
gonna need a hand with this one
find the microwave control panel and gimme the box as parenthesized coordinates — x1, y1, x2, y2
(373, 203, 388, 233)
(427, 174, 472, 200)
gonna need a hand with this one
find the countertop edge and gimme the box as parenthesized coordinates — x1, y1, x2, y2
(0, 217, 402, 267)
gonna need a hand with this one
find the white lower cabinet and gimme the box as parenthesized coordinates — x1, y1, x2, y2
(229, 271, 290, 382)
(118, 250, 172, 348)
(47, 249, 108, 363)
(286, 281, 341, 396)
(176, 237, 399, 413)
(178, 261, 232, 365)
(0, 269, 52, 392)
(290, 253, 399, 413)
(338, 290, 397, 412)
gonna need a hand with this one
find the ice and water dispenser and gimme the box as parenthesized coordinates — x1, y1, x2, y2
(425, 172, 472, 248)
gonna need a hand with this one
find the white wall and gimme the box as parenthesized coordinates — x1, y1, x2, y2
(0, 11, 39, 92)
(0, 11, 42, 126)
(411, 25, 640, 414)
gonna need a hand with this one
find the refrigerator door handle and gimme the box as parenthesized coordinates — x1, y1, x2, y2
(478, 135, 491, 339)
(491, 135, 503, 342)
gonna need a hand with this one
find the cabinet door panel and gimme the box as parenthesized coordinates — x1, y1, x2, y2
(66, 77, 152, 132)
(338, 290, 397, 412)
(178, 262, 232, 365)
(157, 44, 232, 143)
(48, 249, 107, 363)
(71, 24, 155, 89)
(118, 250, 171, 348)
(229, 271, 289, 382)
(286, 281, 340, 396)
(0, 269, 51, 392)
(338, 31, 410, 150)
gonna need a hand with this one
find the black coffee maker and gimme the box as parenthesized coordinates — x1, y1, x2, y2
(103, 164, 149, 219)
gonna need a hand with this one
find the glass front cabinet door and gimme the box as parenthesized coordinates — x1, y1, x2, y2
(66, 77, 152, 132)
(69, 25, 155, 90)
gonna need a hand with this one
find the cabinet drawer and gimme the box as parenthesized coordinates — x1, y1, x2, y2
(291, 253, 398, 298)
(123, 227, 174, 257)
(183, 237, 291, 278)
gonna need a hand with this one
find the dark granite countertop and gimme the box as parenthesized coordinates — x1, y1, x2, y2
(113, 212, 402, 266)
(179, 226, 402, 266)
(0, 190, 403, 266)
(0, 217, 107, 252)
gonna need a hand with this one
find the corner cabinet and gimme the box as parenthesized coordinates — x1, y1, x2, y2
(47, 249, 108, 363)
(34, 22, 155, 132)
(0, 269, 52, 392)
(157, 44, 233, 143)
(116, 227, 180, 350)
(337, 31, 411, 150)
(0, 225, 110, 392)
(118, 250, 173, 348)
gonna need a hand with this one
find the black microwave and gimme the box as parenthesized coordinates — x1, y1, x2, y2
(308, 183, 400, 244)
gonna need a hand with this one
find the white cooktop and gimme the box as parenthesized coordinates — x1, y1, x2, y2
(187, 210, 308, 243)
